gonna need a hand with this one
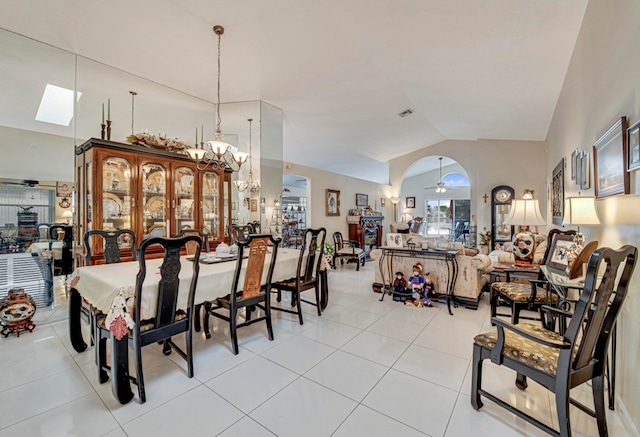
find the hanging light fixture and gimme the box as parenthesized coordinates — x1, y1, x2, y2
(186, 25, 248, 171)
(435, 157, 446, 193)
(234, 118, 261, 192)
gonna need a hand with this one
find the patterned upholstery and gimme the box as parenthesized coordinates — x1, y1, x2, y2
(474, 323, 570, 375)
(336, 247, 364, 255)
(97, 310, 186, 334)
(491, 282, 557, 303)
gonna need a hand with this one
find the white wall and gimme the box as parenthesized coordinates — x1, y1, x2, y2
(545, 0, 640, 429)
(0, 126, 75, 181)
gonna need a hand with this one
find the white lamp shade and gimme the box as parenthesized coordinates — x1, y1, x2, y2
(562, 197, 600, 225)
(62, 211, 73, 218)
(503, 199, 546, 226)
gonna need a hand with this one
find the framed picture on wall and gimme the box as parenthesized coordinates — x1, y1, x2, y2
(627, 119, 640, 172)
(326, 189, 340, 216)
(356, 193, 368, 207)
(580, 151, 590, 189)
(250, 199, 257, 212)
(406, 196, 416, 208)
(551, 158, 564, 225)
(593, 116, 629, 199)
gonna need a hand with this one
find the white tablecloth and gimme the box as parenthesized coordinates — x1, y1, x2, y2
(25, 241, 63, 260)
(73, 248, 300, 320)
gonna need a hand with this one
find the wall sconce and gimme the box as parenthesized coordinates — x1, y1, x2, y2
(380, 198, 386, 207)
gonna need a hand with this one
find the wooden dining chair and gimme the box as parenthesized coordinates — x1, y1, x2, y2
(84, 229, 138, 265)
(332, 231, 365, 271)
(172, 228, 210, 332)
(202, 234, 281, 354)
(472, 245, 637, 437)
(172, 228, 210, 254)
(228, 224, 253, 245)
(490, 229, 576, 325)
(96, 235, 202, 403)
(271, 227, 326, 325)
(248, 220, 261, 234)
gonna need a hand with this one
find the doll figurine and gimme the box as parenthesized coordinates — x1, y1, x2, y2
(408, 263, 425, 300)
(422, 271, 435, 307)
(392, 271, 408, 302)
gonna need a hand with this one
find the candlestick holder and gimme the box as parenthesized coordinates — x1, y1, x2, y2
(200, 141, 204, 148)
(101, 124, 106, 140)
(106, 120, 112, 141)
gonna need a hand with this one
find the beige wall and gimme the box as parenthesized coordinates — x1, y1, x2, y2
(545, 0, 640, 429)
(283, 162, 391, 238)
(389, 138, 547, 241)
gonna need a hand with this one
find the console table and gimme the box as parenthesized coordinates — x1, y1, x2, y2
(377, 247, 458, 315)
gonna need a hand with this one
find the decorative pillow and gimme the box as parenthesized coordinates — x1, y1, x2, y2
(533, 240, 547, 265)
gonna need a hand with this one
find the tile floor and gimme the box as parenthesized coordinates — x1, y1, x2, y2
(0, 266, 635, 436)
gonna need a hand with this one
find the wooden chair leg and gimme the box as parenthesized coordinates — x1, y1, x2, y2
(265, 305, 274, 341)
(203, 303, 212, 339)
(134, 339, 145, 403)
(193, 304, 202, 332)
(296, 292, 304, 325)
(592, 373, 609, 436)
(512, 304, 520, 325)
(515, 372, 528, 390)
(230, 308, 239, 355)
(315, 287, 322, 316)
(471, 344, 484, 410)
(490, 290, 498, 324)
(356, 257, 360, 271)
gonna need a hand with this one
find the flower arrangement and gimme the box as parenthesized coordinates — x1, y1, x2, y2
(126, 133, 189, 152)
(479, 228, 492, 247)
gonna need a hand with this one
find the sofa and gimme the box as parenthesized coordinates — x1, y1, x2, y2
(370, 232, 493, 309)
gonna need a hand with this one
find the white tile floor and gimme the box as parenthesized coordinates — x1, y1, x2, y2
(0, 266, 635, 436)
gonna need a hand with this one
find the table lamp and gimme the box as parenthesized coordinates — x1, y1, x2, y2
(62, 210, 73, 225)
(562, 196, 600, 248)
(503, 198, 546, 264)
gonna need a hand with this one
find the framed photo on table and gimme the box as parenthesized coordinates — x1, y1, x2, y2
(386, 233, 403, 248)
(326, 189, 340, 216)
(547, 234, 578, 271)
(593, 116, 629, 199)
(627, 119, 640, 172)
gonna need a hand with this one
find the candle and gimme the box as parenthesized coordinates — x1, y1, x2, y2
(201, 125, 203, 143)
(102, 103, 104, 124)
(107, 98, 111, 120)
(196, 127, 198, 145)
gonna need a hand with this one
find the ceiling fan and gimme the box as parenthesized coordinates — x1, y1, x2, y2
(424, 157, 447, 193)
(1, 179, 50, 188)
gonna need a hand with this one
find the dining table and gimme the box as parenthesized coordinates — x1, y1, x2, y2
(68, 247, 327, 404)
(25, 241, 63, 260)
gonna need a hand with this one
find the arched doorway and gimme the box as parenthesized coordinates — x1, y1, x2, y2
(399, 156, 473, 245)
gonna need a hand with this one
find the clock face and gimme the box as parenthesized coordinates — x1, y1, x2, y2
(495, 189, 511, 203)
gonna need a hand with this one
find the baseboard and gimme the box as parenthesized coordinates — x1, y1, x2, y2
(617, 395, 640, 436)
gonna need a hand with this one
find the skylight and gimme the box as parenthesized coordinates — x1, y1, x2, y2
(35, 84, 82, 126)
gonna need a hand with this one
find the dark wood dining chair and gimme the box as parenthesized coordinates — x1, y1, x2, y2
(202, 234, 281, 354)
(332, 231, 365, 271)
(472, 245, 637, 437)
(271, 227, 326, 325)
(248, 220, 261, 233)
(172, 228, 210, 332)
(84, 229, 138, 265)
(228, 224, 253, 245)
(96, 234, 202, 403)
(172, 228, 211, 254)
(490, 229, 576, 325)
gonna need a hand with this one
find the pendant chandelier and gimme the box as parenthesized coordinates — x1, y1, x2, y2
(435, 157, 446, 193)
(186, 25, 248, 172)
(234, 118, 261, 192)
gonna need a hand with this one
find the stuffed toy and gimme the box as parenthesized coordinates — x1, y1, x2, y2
(392, 271, 408, 301)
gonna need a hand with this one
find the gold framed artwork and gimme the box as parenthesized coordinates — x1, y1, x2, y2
(326, 189, 340, 216)
(250, 199, 258, 212)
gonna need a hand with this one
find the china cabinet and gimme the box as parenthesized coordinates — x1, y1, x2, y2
(75, 138, 229, 264)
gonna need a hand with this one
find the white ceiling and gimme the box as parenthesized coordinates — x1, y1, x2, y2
(0, 0, 588, 183)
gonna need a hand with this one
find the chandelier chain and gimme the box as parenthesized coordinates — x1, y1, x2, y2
(216, 31, 222, 134)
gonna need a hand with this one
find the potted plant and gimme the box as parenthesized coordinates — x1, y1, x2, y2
(479, 228, 492, 254)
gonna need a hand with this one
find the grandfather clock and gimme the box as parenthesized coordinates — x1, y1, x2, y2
(491, 185, 514, 250)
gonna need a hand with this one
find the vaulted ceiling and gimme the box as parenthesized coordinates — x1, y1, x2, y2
(0, 0, 588, 183)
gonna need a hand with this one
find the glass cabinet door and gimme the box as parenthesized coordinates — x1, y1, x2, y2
(174, 166, 195, 232)
(102, 157, 132, 235)
(142, 162, 167, 239)
(202, 171, 219, 240)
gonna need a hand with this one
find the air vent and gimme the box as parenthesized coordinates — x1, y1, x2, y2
(398, 108, 414, 118)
